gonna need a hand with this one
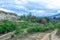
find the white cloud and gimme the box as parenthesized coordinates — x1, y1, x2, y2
(0, 5, 5, 8)
(0, 0, 60, 16)
(24, 0, 60, 9)
(47, 5, 54, 9)
(15, 0, 60, 9)
(15, 0, 21, 4)
(42, 0, 60, 9)
(0, 8, 15, 13)
(31, 9, 58, 16)
(37, 10, 45, 13)
(16, 6, 25, 9)
(30, 10, 37, 12)
(17, 13, 23, 16)
(27, 0, 41, 3)
(28, 0, 60, 9)
(31, 10, 46, 16)
(14, 0, 28, 5)
(1, 0, 60, 9)
(57, 10, 60, 13)
(30, 10, 46, 13)
(0, 8, 23, 16)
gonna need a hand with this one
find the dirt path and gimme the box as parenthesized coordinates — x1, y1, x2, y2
(7, 30, 60, 40)
(51, 30, 60, 40)
(41, 30, 60, 40)
(18, 33, 46, 40)
(7, 32, 47, 40)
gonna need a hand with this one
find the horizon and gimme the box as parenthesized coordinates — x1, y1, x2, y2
(0, 0, 60, 16)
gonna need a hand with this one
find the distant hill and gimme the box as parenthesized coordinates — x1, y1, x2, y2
(0, 10, 17, 16)
(47, 14, 60, 22)
(0, 10, 18, 21)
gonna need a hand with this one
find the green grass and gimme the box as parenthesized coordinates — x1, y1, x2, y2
(15, 27, 24, 35)
(14, 21, 60, 35)
(0, 21, 60, 36)
(14, 22, 49, 35)
(0, 20, 16, 34)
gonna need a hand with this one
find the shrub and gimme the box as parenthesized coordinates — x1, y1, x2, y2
(27, 26, 46, 33)
(55, 22, 60, 29)
(46, 22, 55, 30)
(0, 26, 4, 34)
(15, 27, 24, 35)
(0, 20, 16, 34)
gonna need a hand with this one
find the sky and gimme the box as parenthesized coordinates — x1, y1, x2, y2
(0, 0, 60, 16)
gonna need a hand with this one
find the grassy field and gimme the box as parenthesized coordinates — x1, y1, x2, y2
(0, 20, 16, 34)
(0, 20, 60, 39)
(14, 21, 59, 36)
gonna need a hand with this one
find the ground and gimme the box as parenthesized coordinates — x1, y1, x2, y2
(7, 30, 60, 40)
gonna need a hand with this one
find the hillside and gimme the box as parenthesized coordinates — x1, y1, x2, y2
(0, 10, 18, 21)
(49, 14, 60, 19)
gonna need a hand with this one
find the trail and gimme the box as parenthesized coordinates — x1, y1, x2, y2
(7, 30, 60, 40)
(41, 30, 60, 40)
(7, 32, 47, 40)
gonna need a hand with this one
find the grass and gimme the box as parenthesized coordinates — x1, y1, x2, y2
(14, 21, 60, 36)
(0, 20, 16, 34)
(0, 21, 60, 37)
(14, 22, 52, 35)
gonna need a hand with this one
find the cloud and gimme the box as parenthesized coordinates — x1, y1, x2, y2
(0, 0, 60, 16)
(1, 0, 60, 9)
(27, 0, 60, 9)
(57, 10, 60, 13)
(43, 0, 60, 9)
(17, 13, 23, 16)
(0, 8, 15, 12)
(14, 0, 21, 4)
(14, 0, 60, 10)
(0, 8, 24, 16)
(14, 0, 28, 5)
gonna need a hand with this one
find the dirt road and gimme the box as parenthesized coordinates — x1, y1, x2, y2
(7, 30, 60, 40)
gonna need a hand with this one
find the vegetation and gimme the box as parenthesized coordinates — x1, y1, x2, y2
(0, 13, 60, 36)
(12, 13, 60, 35)
(14, 22, 60, 35)
(0, 20, 16, 34)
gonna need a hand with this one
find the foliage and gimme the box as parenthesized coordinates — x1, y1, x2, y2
(27, 26, 47, 33)
(16, 21, 60, 34)
(44, 17, 51, 23)
(38, 18, 47, 24)
(54, 22, 60, 29)
(19, 12, 37, 22)
(1, 16, 60, 35)
(15, 27, 24, 35)
(0, 20, 16, 34)
(46, 22, 55, 30)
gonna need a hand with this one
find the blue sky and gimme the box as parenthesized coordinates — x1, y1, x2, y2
(0, 0, 60, 16)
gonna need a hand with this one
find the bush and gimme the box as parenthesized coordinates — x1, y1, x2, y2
(9, 21, 60, 35)
(0, 20, 16, 34)
(27, 26, 46, 33)
(0, 26, 4, 34)
(46, 22, 55, 30)
(15, 27, 24, 35)
(55, 22, 60, 29)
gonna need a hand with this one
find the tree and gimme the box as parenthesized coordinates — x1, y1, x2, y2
(44, 17, 51, 23)
(38, 18, 47, 24)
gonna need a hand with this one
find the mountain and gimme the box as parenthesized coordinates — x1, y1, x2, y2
(48, 13, 60, 21)
(0, 10, 18, 21)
